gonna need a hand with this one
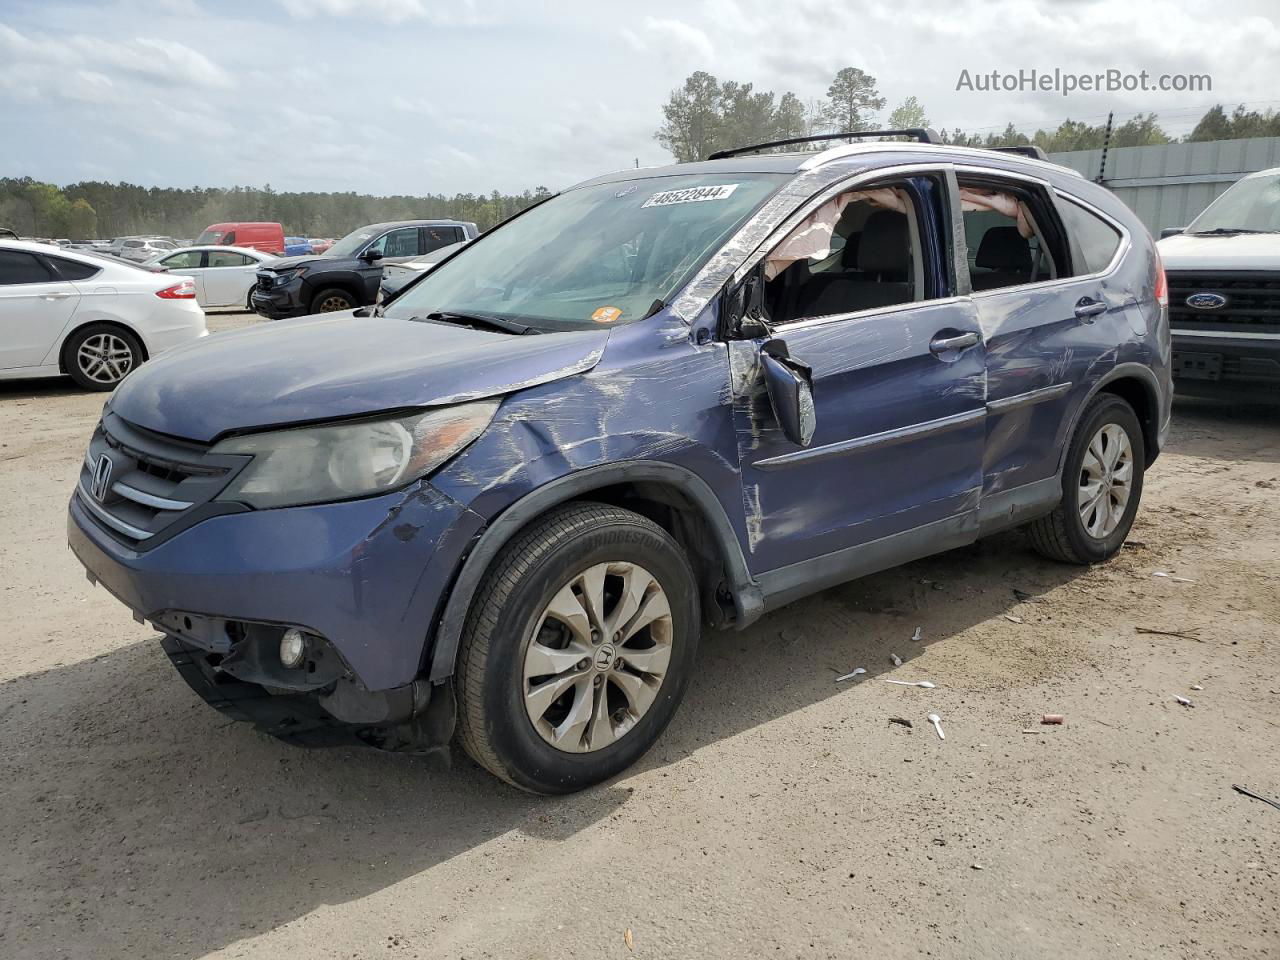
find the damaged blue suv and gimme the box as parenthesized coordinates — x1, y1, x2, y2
(69, 131, 1171, 794)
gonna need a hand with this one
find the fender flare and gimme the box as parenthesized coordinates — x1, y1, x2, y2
(427, 460, 763, 683)
(1056, 361, 1164, 474)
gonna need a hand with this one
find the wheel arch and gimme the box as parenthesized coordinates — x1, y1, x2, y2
(57, 318, 150, 374)
(426, 461, 762, 683)
(1059, 363, 1163, 472)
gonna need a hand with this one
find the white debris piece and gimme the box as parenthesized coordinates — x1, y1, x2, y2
(835, 667, 866, 683)
(928, 714, 945, 740)
(884, 679, 936, 689)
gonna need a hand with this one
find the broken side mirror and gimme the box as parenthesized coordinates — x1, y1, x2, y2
(725, 266, 769, 339)
(760, 339, 816, 447)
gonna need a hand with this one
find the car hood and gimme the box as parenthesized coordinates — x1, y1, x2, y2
(110, 314, 609, 442)
(260, 254, 344, 271)
(1158, 232, 1280, 270)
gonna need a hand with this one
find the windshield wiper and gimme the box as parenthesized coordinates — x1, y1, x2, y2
(1188, 227, 1272, 236)
(414, 311, 537, 335)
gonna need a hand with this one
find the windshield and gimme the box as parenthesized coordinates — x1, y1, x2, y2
(1187, 172, 1280, 233)
(325, 226, 381, 258)
(384, 173, 788, 331)
(196, 229, 224, 244)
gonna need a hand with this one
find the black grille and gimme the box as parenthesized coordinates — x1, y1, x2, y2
(76, 412, 244, 548)
(1167, 270, 1280, 335)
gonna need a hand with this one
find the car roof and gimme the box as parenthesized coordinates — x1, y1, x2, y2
(569, 141, 1083, 191)
(357, 219, 468, 231)
(161, 245, 272, 256)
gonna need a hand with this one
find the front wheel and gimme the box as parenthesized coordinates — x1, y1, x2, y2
(309, 288, 356, 314)
(1029, 393, 1145, 564)
(455, 502, 700, 794)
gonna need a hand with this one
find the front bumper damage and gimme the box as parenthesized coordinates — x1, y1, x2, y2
(68, 478, 485, 751)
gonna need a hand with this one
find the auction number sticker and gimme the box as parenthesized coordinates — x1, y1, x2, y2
(642, 183, 740, 208)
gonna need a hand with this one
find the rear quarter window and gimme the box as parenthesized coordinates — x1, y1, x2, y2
(1057, 198, 1122, 274)
(47, 256, 102, 281)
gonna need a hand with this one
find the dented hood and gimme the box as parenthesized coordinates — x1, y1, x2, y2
(111, 314, 608, 442)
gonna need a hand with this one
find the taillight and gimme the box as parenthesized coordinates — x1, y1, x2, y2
(156, 278, 196, 300)
(1153, 250, 1168, 308)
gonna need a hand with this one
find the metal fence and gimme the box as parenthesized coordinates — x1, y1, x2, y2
(1048, 136, 1280, 235)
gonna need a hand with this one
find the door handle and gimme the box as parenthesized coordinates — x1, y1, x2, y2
(1074, 297, 1107, 322)
(41, 291, 73, 300)
(929, 331, 980, 355)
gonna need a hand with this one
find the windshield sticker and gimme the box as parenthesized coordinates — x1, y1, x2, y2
(642, 184, 740, 208)
(591, 306, 623, 324)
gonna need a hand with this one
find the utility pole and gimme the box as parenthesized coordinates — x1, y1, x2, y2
(1096, 111, 1114, 184)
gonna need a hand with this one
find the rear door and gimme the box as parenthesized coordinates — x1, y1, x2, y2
(203, 250, 259, 306)
(958, 170, 1128, 496)
(0, 250, 82, 369)
(733, 171, 988, 576)
(421, 226, 462, 255)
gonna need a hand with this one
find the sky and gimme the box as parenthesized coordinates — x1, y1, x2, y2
(2, 0, 1279, 197)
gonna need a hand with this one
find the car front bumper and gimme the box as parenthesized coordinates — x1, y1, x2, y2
(1171, 331, 1280, 397)
(67, 480, 485, 692)
(250, 281, 307, 319)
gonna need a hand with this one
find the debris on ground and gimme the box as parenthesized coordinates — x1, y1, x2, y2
(624, 927, 635, 951)
(928, 713, 945, 740)
(1153, 571, 1196, 583)
(1122, 540, 1147, 549)
(890, 653, 902, 666)
(888, 717, 913, 729)
(1012, 588, 1037, 603)
(1005, 614, 1023, 623)
(1041, 714, 1065, 725)
(911, 626, 923, 642)
(835, 667, 866, 683)
(1135, 626, 1203, 642)
(1191, 684, 1204, 691)
(885, 679, 936, 689)
(971, 863, 985, 870)
(1173, 695, 1194, 707)
(1232, 784, 1280, 812)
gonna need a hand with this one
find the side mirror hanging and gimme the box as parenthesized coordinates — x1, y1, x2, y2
(760, 338, 816, 447)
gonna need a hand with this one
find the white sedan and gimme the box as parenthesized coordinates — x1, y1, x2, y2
(0, 240, 207, 391)
(148, 245, 278, 310)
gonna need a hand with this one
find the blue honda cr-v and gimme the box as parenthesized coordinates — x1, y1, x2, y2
(68, 131, 1171, 794)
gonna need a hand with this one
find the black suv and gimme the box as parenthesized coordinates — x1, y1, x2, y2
(250, 219, 478, 319)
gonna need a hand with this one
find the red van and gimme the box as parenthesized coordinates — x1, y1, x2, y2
(196, 222, 285, 255)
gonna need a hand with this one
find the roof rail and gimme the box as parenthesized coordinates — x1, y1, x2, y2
(707, 128, 940, 161)
(991, 145, 1049, 161)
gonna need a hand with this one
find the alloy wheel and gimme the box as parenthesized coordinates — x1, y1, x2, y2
(522, 561, 674, 753)
(317, 295, 350, 312)
(1077, 422, 1133, 539)
(77, 333, 134, 384)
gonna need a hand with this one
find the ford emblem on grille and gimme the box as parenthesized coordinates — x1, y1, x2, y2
(1186, 292, 1228, 310)
(91, 454, 113, 501)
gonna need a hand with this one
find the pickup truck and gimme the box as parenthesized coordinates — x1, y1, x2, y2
(1157, 166, 1280, 398)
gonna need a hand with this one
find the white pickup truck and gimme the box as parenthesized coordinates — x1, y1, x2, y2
(1157, 167, 1280, 398)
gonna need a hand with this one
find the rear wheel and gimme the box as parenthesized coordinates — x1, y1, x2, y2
(455, 502, 699, 794)
(64, 324, 143, 391)
(310, 288, 356, 314)
(1029, 394, 1145, 564)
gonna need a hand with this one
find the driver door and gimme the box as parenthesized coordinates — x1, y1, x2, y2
(730, 173, 987, 584)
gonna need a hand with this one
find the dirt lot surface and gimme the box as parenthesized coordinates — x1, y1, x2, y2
(1, 313, 1277, 959)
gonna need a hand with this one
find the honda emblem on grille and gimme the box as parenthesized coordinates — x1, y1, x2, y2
(1186, 292, 1227, 310)
(91, 454, 113, 501)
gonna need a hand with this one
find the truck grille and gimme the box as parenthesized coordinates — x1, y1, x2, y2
(76, 412, 246, 549)
(1167, 271, 1280, 335)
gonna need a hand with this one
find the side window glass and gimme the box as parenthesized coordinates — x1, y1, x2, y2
(207, 251, 251, 267)
(958, 182, 1067, 291)
(47, 256, 101, 281)
(222, 232, 236, 245)
(763, 185, 921, 324)
(376, 228, 418, 257)
(0, 251, 55, 285)
(162, 251, 203, 269)
(1058, 199, 1122, 274)
(422, 228, 456, 254)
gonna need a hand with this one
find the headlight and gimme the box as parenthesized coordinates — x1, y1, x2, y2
(212, 401, 499, 508)
(273, 269, 302, 286)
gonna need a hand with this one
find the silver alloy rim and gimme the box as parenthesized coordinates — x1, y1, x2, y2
(77, 333, 134, 384)
(318, 295, 349, 312)
(1078, 422, 1133, 539)
(522, 561, 674, 753)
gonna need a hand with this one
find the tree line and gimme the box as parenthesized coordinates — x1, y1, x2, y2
(654, 67, 1280, 160)
(0, 177, 552, 243)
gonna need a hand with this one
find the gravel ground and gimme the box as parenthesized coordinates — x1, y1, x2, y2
(1, 313, 1277, 959)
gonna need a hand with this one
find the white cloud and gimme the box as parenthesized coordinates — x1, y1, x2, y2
(275, 0, 493, 26)
(641, 17, 715, 63)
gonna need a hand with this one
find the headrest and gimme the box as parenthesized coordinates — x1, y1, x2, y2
(975, 226, 1032, 272)
(856, 210, 910, 273)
